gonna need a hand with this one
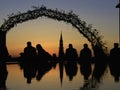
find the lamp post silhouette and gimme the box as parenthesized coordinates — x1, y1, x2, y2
(116, 1, 120, 44)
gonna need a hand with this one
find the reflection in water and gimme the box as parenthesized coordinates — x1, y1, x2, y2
(3, 57, 120, 90)
(109, 43, 120, 83)
(91, 60, 107, 90)
(109, 58, 120, 82)
(22, 60, 37, 84)
(79, 60, 92, 81)
(65, 61, 78, 81)
(59, 61, 64, 86)
(79, 50, 108, 90)
(36, 59, 52, 81)
(0, 60, 8, 90)
(20, 58, 52, 84)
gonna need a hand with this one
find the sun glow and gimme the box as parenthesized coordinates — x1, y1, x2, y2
(6, 18, 93, 57)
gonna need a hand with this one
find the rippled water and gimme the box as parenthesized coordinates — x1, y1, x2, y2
(5, 63, 120, 90)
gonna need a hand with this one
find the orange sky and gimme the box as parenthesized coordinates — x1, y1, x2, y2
(6, 18, 92, 57)
(0, 0, 119, 57)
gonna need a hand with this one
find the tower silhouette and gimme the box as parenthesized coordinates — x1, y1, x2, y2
(59, 32, 64, 59)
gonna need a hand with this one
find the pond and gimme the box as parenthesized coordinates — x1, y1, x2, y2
(3, 61, 120, 90)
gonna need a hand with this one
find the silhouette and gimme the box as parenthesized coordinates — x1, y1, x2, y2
(20, 41, 37, 84)
(81, 44, 107, 89)
(110, 43, 120, 61)
(20, 56, 52, 83)
(51, 53, 58, 69)
(92, 61, 107, 82)
(64, 61, 78, 81)
(0, 5, 111, 90)
(90, 62, 107, 90)
(0, 61, 8, 89)
(36, 44, 52, 62)
(86, 44, 107, 89)
(80, 63, 92, 80)
(0, 6, 105, 60)
(93, 44, 107, 65)
(93, 44, 106, 58)
(92, 44, 107, 82)
(79, 44, 92, 63)
(36, 61, 52, 81)
(79, 44, 92, 80)
(22, 59, 37, 84)
(0, 31, 9, 62)
(58, 32, 64, 59)
(109, 61, 120, 82)
(59, 61, 64, 86)
(35, 44, 52, 81)
(79, 80, 95, 90)
(52, 53, 58, 61)
(80, 61, 107, 90)
(23, 41, 37, 61)
(109, 43, 120, 82)
(65, 44, 78, 61)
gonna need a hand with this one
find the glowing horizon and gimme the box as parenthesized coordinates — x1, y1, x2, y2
(1, 0, 119, 57)
(6, 17, 92, 57)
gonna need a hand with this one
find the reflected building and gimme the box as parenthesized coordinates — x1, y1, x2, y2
(59, 62, 64, 87)
(58, 32, 64, 59)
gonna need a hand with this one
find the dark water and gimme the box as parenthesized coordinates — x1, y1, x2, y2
(4, 62, 120, 90)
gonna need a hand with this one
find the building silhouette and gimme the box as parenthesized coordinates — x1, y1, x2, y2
(59, 32, 64, 59)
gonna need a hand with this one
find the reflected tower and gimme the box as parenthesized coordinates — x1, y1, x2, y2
(59, 32, 64, 59)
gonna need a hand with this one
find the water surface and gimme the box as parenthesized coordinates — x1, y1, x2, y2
(5, 63, 120, 90)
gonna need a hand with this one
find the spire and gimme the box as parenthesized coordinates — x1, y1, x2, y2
(60, 32, 63, 41)
(59, 32, 64, 58)
(59, 62, 64, 87)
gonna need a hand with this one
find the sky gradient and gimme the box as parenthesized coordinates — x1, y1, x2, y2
(0, 0, 119, 57)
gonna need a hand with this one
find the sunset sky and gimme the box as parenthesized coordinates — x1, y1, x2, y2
(0, 0, 119, 57)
